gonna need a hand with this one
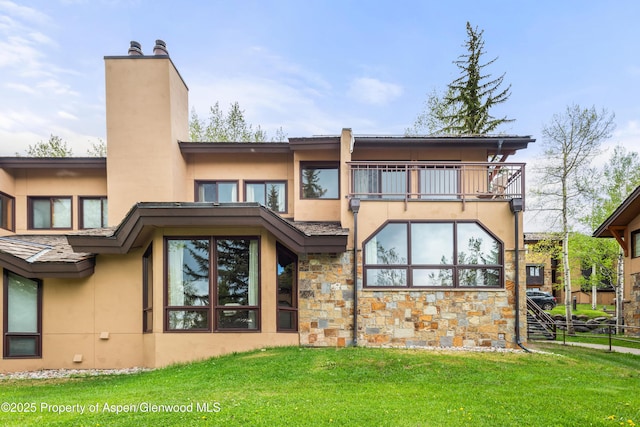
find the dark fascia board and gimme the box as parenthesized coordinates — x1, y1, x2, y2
(68, 202, 348, 254)
(179, 142, 292, 155)
(353, 135, 535, 152)
(104, 55, 189, 91)
(0, 157, 106, 169)
(593, 185, 640, 238)
(288, 136, 341, 151)
(0, 252, 95, 279)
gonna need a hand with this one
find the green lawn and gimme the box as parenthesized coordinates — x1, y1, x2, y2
(548, 303, 611, 319)
(0, 345, 638, 426)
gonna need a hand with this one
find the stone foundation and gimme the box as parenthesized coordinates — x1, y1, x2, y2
(298, 250, 523, 349)
(358, 287, 514, 348)
(626, 273, 640, 335)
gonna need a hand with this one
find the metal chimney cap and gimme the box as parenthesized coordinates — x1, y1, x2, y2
(153, 39, 169, 56)
(128, 41, 143, 55)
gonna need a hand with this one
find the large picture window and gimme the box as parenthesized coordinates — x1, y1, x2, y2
(363, 221, 503, 288)
(196, 181, 238, 203)
(165, 237, 260, 332)
(276, 243, 298, 331)
(245, 181, 286, 212)
(0, 192, 14, 231)
(29, 196, 72, 229)
(4, 272, 42, 358)
(301, 162, 339, 199)
(80, 197, 108, 229)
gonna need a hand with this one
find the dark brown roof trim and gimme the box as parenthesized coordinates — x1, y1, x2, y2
(68, 202, 349, 254)
(179, 142, 291, 155)
(288, 136, 341, 151)
(353, 135, 534, 151)
(0, 157, 106, 169)
(593, 185, 640, 238)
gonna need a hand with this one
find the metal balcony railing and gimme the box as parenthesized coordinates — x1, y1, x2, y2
(347, 162, 525, 208)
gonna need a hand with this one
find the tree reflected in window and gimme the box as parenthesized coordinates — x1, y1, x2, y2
(363, 221, 502, 288)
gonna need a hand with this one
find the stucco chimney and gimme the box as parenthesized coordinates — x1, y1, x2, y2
(128, 41, 143, 56)
(153, 39, 169, 56)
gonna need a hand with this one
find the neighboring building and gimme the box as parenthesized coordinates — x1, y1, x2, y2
(524, 232, 560, 295)
(0, 41, 535, 372)
(593, 184, 640, 332)
(524, 232, 616, 306)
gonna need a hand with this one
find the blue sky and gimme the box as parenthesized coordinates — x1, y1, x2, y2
(1, 0, 639, 164)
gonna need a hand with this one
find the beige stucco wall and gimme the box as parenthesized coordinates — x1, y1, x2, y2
(185, 152, 295, 216)
(105, 56, 189, 226)
(0, 225, 300, 372)
(0, 251, 144, 372)
(293, 149, 341, 222)
(9, 168, 107, 233)
(0, 170, 14, 198)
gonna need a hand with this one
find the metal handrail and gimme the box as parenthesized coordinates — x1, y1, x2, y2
(347, 161, 525, 208)
(526, 298, 557, 339)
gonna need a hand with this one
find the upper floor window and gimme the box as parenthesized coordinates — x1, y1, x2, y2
(80, 197, 108, 229)
(632, 230, 640, 258)
(363, 221, 503, 288)
(165, 237, 260, 332)
(526, 265, 544, 286)
(4, 271, 42, 358)
(245, 181, 286, 212)
(0, 192, 14, 231)
(301, 162, 339, 199)
(28, 197, 72, 230)
(196, 181, 238, 203)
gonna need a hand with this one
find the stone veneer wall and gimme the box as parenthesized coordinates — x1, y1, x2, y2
(627, 273, 640, 335)
(298, 252, 355, 347)
(298, 250, 525, 349)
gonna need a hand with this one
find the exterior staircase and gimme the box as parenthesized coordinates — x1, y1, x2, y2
(526, 298, 556, 340)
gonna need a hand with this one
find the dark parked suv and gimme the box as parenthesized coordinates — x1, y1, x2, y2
(526, 290, 557, 310)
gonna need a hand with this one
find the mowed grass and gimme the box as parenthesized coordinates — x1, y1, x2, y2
(549, 303, 611, 319)
(0, 344, 638, 426)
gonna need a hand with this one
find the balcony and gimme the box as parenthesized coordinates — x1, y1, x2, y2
(347, 162, 525, 209)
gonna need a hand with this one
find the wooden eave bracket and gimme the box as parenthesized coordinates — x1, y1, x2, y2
(609, 226, 628, 257)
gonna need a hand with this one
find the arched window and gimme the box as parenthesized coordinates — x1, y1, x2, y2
(363, 221, 503, 288)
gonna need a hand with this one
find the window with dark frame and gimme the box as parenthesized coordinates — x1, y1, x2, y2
(276, 243, 298, 332)
(142, 244, 153, 333)
(632, 230, 640, 258)
(80, 197, 108, 229)
(0, 192, 15, 231)
(165, 237, 260, 332)
(245, 181, 286, 212)
(3, 271, 42, 358)
(28, 196, 72, 229)
(526, 265, 544, 286)
(195, 181, 238, 203)
(300, 162, 339, 199)
(363, 221, 503, 288)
